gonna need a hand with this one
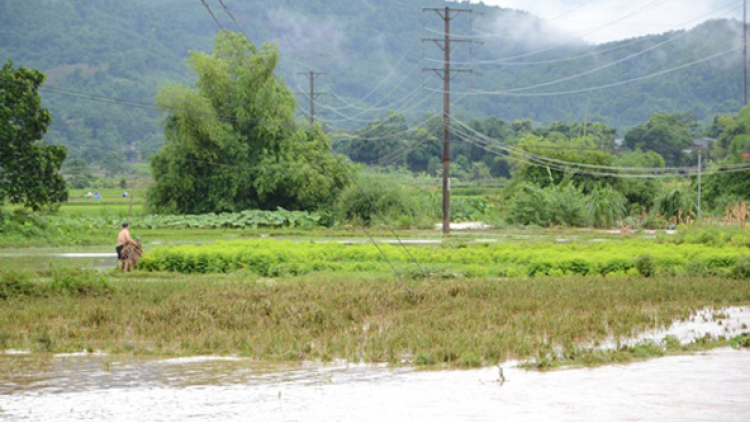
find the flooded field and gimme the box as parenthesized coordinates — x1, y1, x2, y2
(2, 307, 749, 421)
(1, 349, 749, 421)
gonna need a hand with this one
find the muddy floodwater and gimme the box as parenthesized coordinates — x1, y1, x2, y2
(0, 348, 747, 421)
(2, 307, 749, 421)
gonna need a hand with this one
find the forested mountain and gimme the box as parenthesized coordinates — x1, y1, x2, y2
(0, 0, 745, 163)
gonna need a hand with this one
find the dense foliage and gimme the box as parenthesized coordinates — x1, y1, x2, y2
(148, 31, 348, 214)
(0, 60, 67, 214)
(703, 105, 750, 208)
(624, 113, 699, 166)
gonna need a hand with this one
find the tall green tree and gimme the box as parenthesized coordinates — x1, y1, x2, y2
(101, 152, 129, 178)
(0, 60, 67, 212)
(614, 149, 666, 212)
(148, 31, 348, 214)
(333, 112, 410, 166)
(63, 157, 95, 189)
(624, 113, 698, 166)
(703, 106, 750, 208)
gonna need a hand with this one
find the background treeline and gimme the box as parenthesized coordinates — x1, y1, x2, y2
(0, 0, 747, 167)
(334, 104, 750, 229)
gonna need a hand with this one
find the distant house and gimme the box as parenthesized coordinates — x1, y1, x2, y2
(688, 137, 715, 154)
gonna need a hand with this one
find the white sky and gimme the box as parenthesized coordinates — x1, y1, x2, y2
(476, 0, 744, 43)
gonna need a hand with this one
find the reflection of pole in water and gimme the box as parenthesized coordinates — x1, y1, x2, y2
(497, 364, 506, 385)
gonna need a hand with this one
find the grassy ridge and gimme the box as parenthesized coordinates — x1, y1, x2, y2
(1, 272, 748, 366)
(139, 238, 750, 278)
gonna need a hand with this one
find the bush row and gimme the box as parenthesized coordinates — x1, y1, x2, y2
(0, 268, 111, 300)
(139, 239, 750, 278)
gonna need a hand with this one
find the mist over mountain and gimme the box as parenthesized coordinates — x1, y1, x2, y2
(0, 0, 745, 162)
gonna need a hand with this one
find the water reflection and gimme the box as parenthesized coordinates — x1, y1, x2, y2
(2, 349, 749, 421)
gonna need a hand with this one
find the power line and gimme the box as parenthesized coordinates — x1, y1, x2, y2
(469, 0, 671, 63)
(433, 47, 739, 97)
(326, 37, 422, 111)
(545, 0, 605, 21)
(449, 120, 750, 178)
(312, 79, 432, 124)
(425, 0, 740, 67)
(38, 85, 266, 126)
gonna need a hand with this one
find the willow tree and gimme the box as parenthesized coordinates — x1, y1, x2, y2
(148, 31, 348, 214)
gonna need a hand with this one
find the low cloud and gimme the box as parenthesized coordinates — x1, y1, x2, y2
(476, 0, 742, 43)
(265, 10, 345, 58)
(476, 8, 583, 49)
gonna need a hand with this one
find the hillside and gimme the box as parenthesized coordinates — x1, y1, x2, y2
(0, 0, 745, 163)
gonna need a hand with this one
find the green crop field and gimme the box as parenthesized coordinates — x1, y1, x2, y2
(138, 237, 750, 279)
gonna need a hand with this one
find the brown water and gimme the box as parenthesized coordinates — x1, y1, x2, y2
(2, 307, 749, 421)
(1, 348, 749, 421)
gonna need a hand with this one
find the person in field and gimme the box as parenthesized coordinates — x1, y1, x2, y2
(116, 222, 135, 270)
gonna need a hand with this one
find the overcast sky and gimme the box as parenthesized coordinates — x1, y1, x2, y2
(477, 0, 744, 43)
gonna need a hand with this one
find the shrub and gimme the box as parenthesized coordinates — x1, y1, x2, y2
(336, 175, 425, 226)
(544, 184, 589, 227)
(0, 270, 38, 299)
(505, 183, 551, 226)
(415, 352, 436, 365)
(635, 254, 657, 277)
(587, 186, 627, 228)
(731, 257, 750, 280)
(654, 187, 697, 224)
(505, 183, 625, 228)
(49, 269, 111, 296)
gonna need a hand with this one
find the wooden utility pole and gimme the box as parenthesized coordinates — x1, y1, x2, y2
(297, 71, 326, 125)
(744, 0, 747, 106)
(697, 150, 702, 218)
(423, 7, 475, 234)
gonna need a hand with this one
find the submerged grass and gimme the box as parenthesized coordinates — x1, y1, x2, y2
(519, 334, 732, 370)
(1, 271, 749, 368)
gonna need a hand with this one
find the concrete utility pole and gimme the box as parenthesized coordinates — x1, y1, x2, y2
(423, 7, 475, 234)
(297, 71, 326, 125)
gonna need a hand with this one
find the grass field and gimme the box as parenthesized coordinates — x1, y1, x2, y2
(2, 182, 749, 368)
(1, 269, 747, 367)
(61, 187, 148, 217)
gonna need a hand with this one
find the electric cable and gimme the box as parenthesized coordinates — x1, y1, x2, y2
(424, 0, 739, 66)
(449, 122, 750, 178)
(432, 46, 739, 96)
(469, 0, 671, 62)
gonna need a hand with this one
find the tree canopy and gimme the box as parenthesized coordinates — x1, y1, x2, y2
(624, 113, 698, 166)
(148, 31, 348, 214)
(702, 105, 750, 207)
(0, 60, 67, 212)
